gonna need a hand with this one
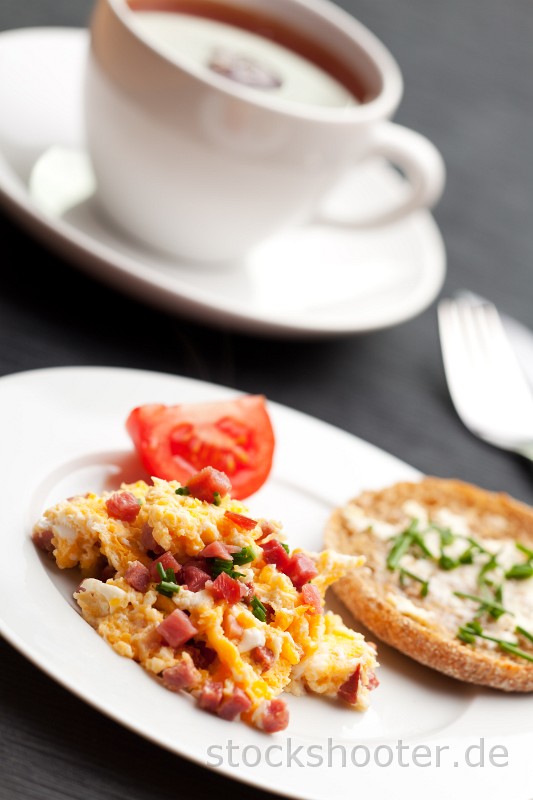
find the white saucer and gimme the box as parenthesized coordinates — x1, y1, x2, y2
(0, 28, 446, 337)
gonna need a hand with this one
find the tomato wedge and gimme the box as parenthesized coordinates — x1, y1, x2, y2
(126, 395, 275, 500)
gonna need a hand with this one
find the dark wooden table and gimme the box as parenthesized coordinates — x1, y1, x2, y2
(0, 1, 532, 798)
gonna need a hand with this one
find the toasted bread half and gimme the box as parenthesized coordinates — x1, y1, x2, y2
(325, 478, 533, 691)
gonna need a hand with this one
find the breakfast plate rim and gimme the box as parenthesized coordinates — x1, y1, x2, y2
(0, 365, 531, 800)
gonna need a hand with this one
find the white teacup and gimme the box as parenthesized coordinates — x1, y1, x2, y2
(86, 0, 445, 263)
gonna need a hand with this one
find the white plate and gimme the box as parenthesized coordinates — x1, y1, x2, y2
(0, 28, 446, 338)
(0, 366, 530, 800)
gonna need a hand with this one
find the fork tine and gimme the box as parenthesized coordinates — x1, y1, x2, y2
(438, 299, 482, 416)
(471, 302, 533, 403)
(438, 296, 533, 448)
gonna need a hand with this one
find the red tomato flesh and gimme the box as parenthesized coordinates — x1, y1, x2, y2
(126, 395, 275, 500)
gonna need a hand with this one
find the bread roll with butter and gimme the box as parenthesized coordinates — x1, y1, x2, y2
(325, 478, 533, 691)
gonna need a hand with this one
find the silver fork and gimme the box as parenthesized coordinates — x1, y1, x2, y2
(438, 297, 533, 461)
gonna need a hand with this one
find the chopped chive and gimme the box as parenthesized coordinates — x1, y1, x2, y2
(478, 553, 499, 586)
(209, 557, 245, 579)
(516, 542, 533, 560)
(460, 536, 491, 556)
(399, 568, 429, 598)
(453, 591, 512, 620)
(232, 546, 256, 566)
(157, 581, 180, 596)
(516, 625, 533, 644)
(458, 628, 477, 644)
(411, 532, 434, 559)
(212, 492, 222, 506)
(387, 530, 414, 570)
(439, 554, 457, 571)
(281, 543, 290, 554)
(430, 523, 455, 547)
(175, 486, 190, 496)
(497, 642, 533, 663)
(156, 562, 167, 581)
(458, 546, 475, 564)
(457, 620, 533, 663)
(458, 619, 482, 643)
(251, 596, 267, 622)
(505, 563, 533, 580)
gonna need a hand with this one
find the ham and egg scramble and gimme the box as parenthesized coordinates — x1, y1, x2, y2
(33, 467, 378, 732)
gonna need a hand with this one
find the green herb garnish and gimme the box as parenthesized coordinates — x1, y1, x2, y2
(158, 581, 180, 595)
(516, 542, 533, 560)
(430, 523, 455, 548)
(156, 563, 180, 598)
(516, 625, 533, 644)
(453, 591, 512, 620)
(175, 486, 190, 496)
(232, 546, 256, 566)
(497, 642, 533, 662)
(458, 545, 475, 564)
(212, 492, 222, 506)
(505, 563, 533, 580)
(457, 619, 483, 643)
(457, 620, 533, 662)
(386, 530, 415, 570)
(478, 553, 499, 586)
(251, 596, 267, 622)
(399, 568, 429, 598)
(209, 557, 245, 580)
(387, 520, 436, 572)
(281, 543, 290, 554)
(439, 554, 458, 571)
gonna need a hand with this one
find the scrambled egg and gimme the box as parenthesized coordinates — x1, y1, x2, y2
(33, 477, 378, 730)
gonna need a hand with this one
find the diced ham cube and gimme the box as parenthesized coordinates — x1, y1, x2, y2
(105, 491, 140, 523)
(141, 524, 163, 555)
(259, 698, 289, 733)
(209, 572, 242, 604)
(162, 658, 201, 692)
(300, 583, 322, 614)
(149, 552, 181, 582)
(32, 528, 54, 553)
(186, 467, 232, 503)
(186, 641, 217, 669)
(198, 680, 224, 712)
(262, 539, 291, 571)
(157, 610, 198, 648)
(338, 665, 361, 705)
(181, 564, 210, 592)
(285, 552, 318, 590)
(224, 511, 257, 531)
(252, 645, 275, 671)
(124, 560, 151, 593)
(217, 687, 252, 721)
(200, 541, 234, 560)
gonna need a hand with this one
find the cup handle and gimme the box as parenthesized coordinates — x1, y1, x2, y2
(317, 121, 446, 228)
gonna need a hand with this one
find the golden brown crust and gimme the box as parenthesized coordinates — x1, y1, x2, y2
(325, 478, 533, 692)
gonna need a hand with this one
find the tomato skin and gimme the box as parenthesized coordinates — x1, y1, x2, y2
(126, 395, 275, 500)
